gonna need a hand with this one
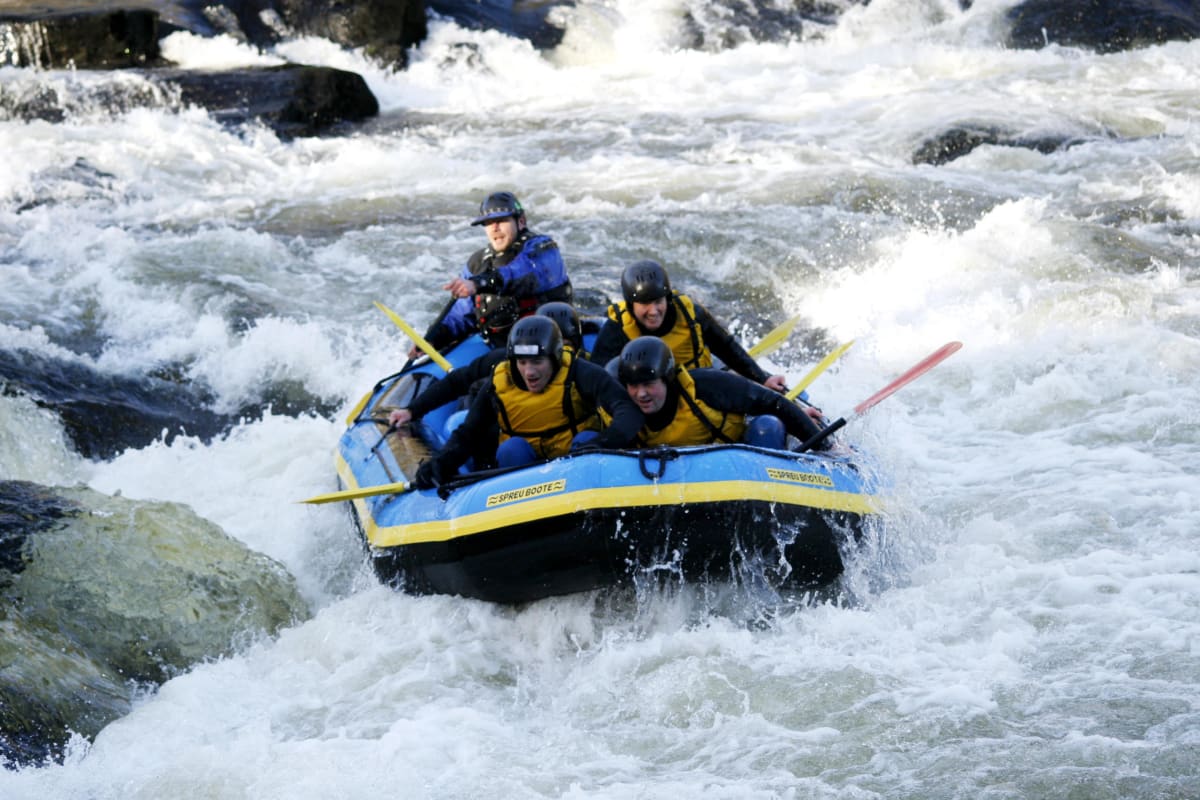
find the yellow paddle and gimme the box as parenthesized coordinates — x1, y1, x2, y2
(748, 314, 801, 358)
(375, 300, 454, 373)
(786, 340, 855, 401)
(301, 480, 413, 505)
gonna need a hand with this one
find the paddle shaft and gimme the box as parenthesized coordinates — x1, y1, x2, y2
(786, 339, 854, 401)
(377, 300, 454, 373)
(748, 315, 801, 358)
(796, 341, 963, 452)
(302, 479, 413, 505)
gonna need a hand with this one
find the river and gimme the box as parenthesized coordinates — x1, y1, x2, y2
(2, 0, 1199, 796)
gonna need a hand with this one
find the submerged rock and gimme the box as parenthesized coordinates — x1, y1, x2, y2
(0, 347, 341, 461)
(0, 480, 309, 766)
(911, 125, 1090, 166)
(0, 348, 232, 461)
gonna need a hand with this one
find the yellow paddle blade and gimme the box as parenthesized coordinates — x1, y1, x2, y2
(787, 340, 855, 401)
(374, 300, 454, 373)
(748, 314, 801, 357)
(300, 480, 413, 505)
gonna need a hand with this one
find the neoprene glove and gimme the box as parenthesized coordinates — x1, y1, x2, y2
(470, 269, 503, 295)
(414, 459, 446, 489)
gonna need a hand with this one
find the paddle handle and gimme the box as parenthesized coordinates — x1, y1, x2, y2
(796, 416, 846, 453)
(794, 341, 962, 453)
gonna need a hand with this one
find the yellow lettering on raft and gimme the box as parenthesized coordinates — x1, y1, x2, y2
(486, 479, 568, 508)
(765, 468, 834, 488)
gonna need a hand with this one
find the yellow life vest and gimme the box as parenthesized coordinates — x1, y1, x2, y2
(637, 369, 746, 448)
(607, 294, 712, 369)
(491, 349, 599, 459)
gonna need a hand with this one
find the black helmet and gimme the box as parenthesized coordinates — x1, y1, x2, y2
(537, 302, 582, 350)
(471, 191, 524, 226)
(620, 260, 671, 305)
(617, 337, 676, 385)
(507, 315, 564, 373)
(475, 293, 520, 345)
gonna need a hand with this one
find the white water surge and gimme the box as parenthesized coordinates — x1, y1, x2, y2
(2, 0, 1199, 795)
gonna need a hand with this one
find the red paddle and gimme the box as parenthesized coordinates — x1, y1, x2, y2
(796, 341, 963, 452)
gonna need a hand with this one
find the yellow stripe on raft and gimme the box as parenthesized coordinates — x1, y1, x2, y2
(336, 453, 880, 549)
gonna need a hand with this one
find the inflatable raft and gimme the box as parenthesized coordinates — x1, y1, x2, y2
(334, 334, 882, 604)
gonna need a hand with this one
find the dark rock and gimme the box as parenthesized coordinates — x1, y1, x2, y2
(157, 64, 380, 138)
(678, 0, 853, 51)
(427, 0, 567, 50)
(1007, 0, 1200, 52)
(2, 1, 429, 68)
(912, 125, 1087, 166)
(0, 348, 234, 461)
(1, 2, 416, 136)
(0, 6, 164, 69)
(0, 346, 342, 461)
(276, 0, 428, 67)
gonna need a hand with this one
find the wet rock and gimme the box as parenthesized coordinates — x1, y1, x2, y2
(0, 480, 309, 766)
(156, 64, 379, 138)
(0, 6, 164, 69)
(1, 1, 428, 69)
(1, 618, 132, 767)
(677, 0, 852, 51)
(0, 345, 342, 460)
(912, 125, 1088, 166)
(427, 0, 567, 50)
(1007, 0, 1200, 53)
(1, 1, 414, 136)
(0, 349, 234, 461)
(274, 0, 428, 68)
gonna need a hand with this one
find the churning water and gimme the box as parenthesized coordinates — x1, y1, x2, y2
(2, 0, 1199, 796)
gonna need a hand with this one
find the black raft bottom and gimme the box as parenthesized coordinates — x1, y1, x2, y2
(370, 501, 864, 604)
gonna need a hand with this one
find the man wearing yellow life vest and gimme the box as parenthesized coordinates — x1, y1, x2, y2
(388, 301, 587, 439)
(535, 301, 585, 355)
(611, 337, 832, 451)
(588, 260, 788, 393)
(412, 315, 643, 488)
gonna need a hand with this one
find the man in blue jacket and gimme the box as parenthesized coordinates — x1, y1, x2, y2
(412, 191, 573, 357)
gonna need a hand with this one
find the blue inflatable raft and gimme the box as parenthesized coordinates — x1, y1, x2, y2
(334, 334, 882, 604)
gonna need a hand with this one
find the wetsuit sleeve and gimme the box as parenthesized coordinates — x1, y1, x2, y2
(691, 369, 828, 447)
(409, 348, 506, 418)
(693, 303, 770, 384)
(424, 295, 476, 349)
(494, 234, 569, 297)
(587, 319, 629, 366)
(573, 360, 644, 447)
(430, 379, 500, 473)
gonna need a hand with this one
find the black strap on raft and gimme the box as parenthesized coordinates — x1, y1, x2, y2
(638, 446, 678, 480)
